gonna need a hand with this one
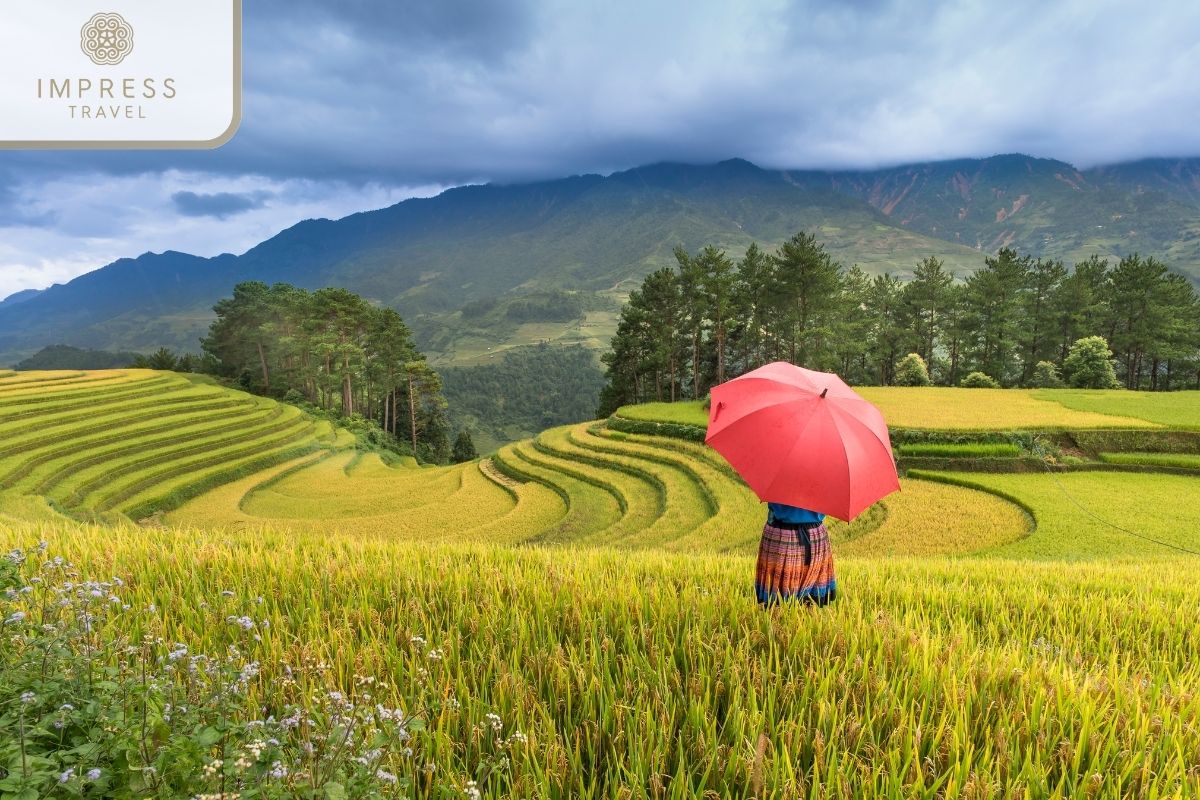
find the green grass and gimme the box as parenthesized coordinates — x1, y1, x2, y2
(45, 405, 309, 507)
(898, 442, 1023, 458)
(1098, 451, 1200, 469)
(0, 398, 272, 489)
(533, 426, 668, 545)
(0, 374, 180, 419)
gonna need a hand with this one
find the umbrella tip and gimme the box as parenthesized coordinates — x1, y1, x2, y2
(820, 388, 828, 398)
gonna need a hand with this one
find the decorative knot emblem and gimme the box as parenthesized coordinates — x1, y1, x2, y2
(81, 12, 134, 66)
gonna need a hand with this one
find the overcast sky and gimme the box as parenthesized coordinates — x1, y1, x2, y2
(2, 0, 1198, 298)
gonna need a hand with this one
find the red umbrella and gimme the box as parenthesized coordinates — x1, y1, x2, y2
(705, 362, 899, 521)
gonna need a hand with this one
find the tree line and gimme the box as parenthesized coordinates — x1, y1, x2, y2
(441, 343, 607, 447)
(201, 281, 452, 463)
(598, 233, 1200, 414)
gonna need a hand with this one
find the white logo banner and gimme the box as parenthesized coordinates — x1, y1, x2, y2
(0, 0, 241, 148)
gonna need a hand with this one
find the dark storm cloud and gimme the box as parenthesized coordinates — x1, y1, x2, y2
(3, 0, 1200, 295)
(5, 0, 1199, 186)
(171, 190, 271, 219)
(246, 0, 538, 61)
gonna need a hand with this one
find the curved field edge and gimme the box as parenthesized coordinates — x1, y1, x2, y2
(4, 521, 1199, 798)
(613, 386, 1200, 432)
(912, 470, 1200, 561)
(167, 427, 1030, 558)
(171, 450, 560, 546)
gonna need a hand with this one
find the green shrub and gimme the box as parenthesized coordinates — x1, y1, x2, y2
(893, 354, 932, 387)
(1028, 361, 1064, 389)
(890, 429, 1036, 448)
(1062, 336, 1120, 389)
(606, 416, 707, 442)
(960, 372, 1000, 389)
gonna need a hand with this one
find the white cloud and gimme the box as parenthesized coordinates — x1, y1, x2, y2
(0, 172, 443, 297)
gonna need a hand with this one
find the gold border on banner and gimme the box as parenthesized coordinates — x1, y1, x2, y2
(0, 0, 243, 150)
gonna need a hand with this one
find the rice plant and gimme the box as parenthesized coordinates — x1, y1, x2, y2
(0, 521, 1196, 798)
(1098, 451, 1200, 469)
(617, 388, 1169, 431)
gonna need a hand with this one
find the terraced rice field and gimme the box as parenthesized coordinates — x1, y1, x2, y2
(618, 387, 1185, 431)
(1035, 388, 1200, 429)
(169, 450, 565, 544)
(0, 369, 343, 520)
(170, 416, 1030, 558)
(914, 470, 1200, 560)
(3, 372, 1199, 797)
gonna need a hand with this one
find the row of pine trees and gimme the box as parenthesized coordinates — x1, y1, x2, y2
(599, 233, 1200, 414)
(201, 281, 453, 462)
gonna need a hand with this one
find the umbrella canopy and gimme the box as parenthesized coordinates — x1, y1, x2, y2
(705, 362, 899, 521)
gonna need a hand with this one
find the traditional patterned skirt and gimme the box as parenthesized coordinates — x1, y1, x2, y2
(755, 521, 837, 606)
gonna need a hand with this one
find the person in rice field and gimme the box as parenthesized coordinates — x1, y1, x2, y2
(754, 501, 836, 607)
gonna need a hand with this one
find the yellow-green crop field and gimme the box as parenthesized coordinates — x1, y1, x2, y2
(618, 388, 1200, 431)
(1, 371, 1199, 798)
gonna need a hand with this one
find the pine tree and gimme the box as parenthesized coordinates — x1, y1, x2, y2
(733, 243, 773, 369)
(962, 248, 1031, 385)
(769, 232, 842, 368)
(697, 246, 738, 385)
(452, 430, 478, 463)
(902, 257, 954, 365)
(865, 273, 905, 385)
(1019, 257, 1067, 383)
(1052, 256, 1110, 364)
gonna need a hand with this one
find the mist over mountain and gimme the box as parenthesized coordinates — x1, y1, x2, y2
(2, 153, 1199, 367)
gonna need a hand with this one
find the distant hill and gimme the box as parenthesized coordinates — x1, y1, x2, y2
(2, 154, 1199, 367)
(15, 344, 143, 371)
(0, 289, 43, 309)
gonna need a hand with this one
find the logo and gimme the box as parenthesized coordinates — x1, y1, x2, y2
(80, 13, 134, 66)
(2, 1, 241, 149)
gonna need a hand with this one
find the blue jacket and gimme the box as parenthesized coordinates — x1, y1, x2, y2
(767, 502, 826, 525)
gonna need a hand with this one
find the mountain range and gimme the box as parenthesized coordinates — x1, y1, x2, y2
(3, 153, 1200, 367)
